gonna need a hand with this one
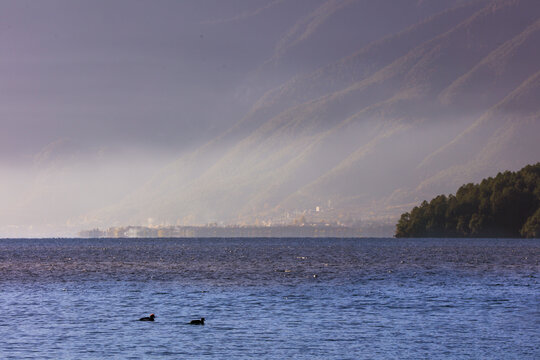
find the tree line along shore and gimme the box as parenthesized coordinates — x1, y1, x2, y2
(396, 163, 540, 238)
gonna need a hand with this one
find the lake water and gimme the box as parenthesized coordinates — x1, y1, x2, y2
(0, 238, 538, 359)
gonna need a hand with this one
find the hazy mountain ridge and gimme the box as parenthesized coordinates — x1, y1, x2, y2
(249, 0, 540, 221)
(413, 70, 540, 197)
(422, 18, 540, 172)
(89, 0, 540, 229)
(247, 0, 482, 130)
(261, 0, 461, 81)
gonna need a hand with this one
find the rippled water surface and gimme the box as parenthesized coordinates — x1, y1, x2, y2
(0, 238, 538, 359)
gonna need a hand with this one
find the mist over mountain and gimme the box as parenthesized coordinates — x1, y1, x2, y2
(1, 0, 539, 237)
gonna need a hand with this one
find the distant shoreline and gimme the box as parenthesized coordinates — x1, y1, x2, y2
(78, 224, 364, 239)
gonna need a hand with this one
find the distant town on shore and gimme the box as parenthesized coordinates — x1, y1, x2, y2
(79, 224, 364, 238)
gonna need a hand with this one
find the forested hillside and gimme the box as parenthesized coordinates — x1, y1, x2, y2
(396, 163, 540, 238)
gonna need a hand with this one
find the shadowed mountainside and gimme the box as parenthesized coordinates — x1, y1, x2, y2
(87, 0, 540, 230)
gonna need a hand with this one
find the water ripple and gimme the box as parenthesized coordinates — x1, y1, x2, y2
(0, 238, 538, 359)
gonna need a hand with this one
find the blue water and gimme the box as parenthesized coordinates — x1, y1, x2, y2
(0, 238, 538, 359)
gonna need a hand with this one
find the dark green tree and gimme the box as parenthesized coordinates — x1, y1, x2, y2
(520, 208, 540, 238)
(395, 163, 540, 238)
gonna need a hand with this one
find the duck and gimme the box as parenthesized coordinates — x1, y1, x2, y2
(190, 317, 205, 325)
(139, 313, 155, 321)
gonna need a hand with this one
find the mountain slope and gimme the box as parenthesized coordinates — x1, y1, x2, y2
(413, 70, 540, 198)
(88, 0, 540, 229)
